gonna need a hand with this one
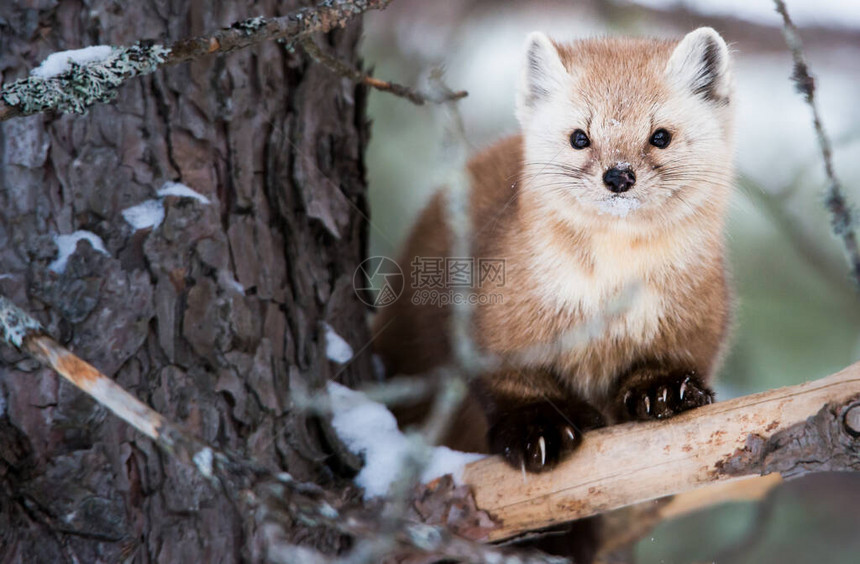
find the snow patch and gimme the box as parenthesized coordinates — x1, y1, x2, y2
(327, 382, 484, 498)
(597, 195, 642, 218)
(49, 231, 109, 273)
(157, 181, 210, 204)
(609, 118, 622, 127)
(122, 181, 209, 232)
(219, 271, 245, 295)
(193, 447, 214, 477)
(31, 46, 114, 79)
(324, 323, 354, 364)
(121, 199, 164, 231)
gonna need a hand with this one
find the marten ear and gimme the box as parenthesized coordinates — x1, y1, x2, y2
(665, 27, 731, 103)
(516, 32, 568, 123)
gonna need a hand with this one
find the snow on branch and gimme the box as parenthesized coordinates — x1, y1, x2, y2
(0, 0, 394, 122)
(461, 363, 860, 542)
(773, 0, 860, 289)
(1, 43, 169, 117)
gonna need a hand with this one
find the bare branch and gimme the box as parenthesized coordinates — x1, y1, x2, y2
(0, 0, 394, 121)
(773, 0, 860, 288)
(300, 38, 467, 105)
(462, 363, 860, 541)
(0, 296, 267, 485)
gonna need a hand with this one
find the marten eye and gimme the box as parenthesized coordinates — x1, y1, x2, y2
(650, 128, 672, 149)
(570, 129, 590, 150)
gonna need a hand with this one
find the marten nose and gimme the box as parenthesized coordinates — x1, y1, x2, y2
(602, 167, 636, 193)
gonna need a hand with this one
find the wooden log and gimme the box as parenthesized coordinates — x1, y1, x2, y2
(462, 362, 860, 542)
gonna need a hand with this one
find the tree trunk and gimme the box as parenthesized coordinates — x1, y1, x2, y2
(0, 1, 371, 561)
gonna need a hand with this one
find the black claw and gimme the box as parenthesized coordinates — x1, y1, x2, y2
(616, 370, 714, 422)
(488, 400, 605, 473)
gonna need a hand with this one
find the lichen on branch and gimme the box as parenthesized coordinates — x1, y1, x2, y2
(1, 42, 169, 117)
(0, 0, 393, 121)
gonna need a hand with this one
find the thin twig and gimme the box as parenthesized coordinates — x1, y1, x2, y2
(0, 0, 394, 121)
(301, 38, 467, 105)
(773, 0, 860, 288)
(293, 375, 438, 414)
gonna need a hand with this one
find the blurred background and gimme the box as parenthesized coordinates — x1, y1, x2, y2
(360, 0, 860, 561)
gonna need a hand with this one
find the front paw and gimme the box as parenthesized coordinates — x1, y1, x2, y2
(615, 369, 714, 421)
(487, 401, 605, 473)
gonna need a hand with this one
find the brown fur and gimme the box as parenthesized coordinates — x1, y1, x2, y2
(373, 32, 734, 459)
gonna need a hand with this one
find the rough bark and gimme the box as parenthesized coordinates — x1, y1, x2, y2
(0, 1, 371, 562)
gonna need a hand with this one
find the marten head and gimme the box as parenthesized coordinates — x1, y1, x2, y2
(515, 28, 734, 231)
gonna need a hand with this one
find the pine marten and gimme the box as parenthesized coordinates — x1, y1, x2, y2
(373, 28, 734, 474)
